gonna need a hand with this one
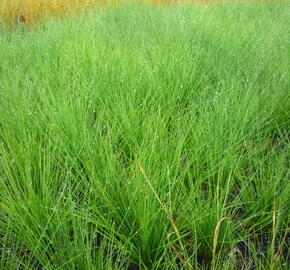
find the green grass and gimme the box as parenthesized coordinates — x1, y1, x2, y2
(0, 2, 289, 269)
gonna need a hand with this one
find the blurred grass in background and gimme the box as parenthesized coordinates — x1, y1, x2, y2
(0, 0, 116, 29)
(0, 0, 284, 29)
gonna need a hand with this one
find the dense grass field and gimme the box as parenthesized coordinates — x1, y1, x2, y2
(0, 1, 289, 269)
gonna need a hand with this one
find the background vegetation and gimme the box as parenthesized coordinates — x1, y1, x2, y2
(0, 1, 289, 269)
(1, 1, 282, 29)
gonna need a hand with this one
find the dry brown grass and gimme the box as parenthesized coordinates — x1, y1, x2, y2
(0, 0, 120, 29)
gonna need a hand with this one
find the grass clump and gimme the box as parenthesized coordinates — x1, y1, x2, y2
(0, 1, 289, 269)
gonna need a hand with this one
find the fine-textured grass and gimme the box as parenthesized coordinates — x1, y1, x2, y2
(0, 2, 289, 269)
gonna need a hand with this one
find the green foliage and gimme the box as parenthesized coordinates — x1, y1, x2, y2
(0, 2, 289, 269)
